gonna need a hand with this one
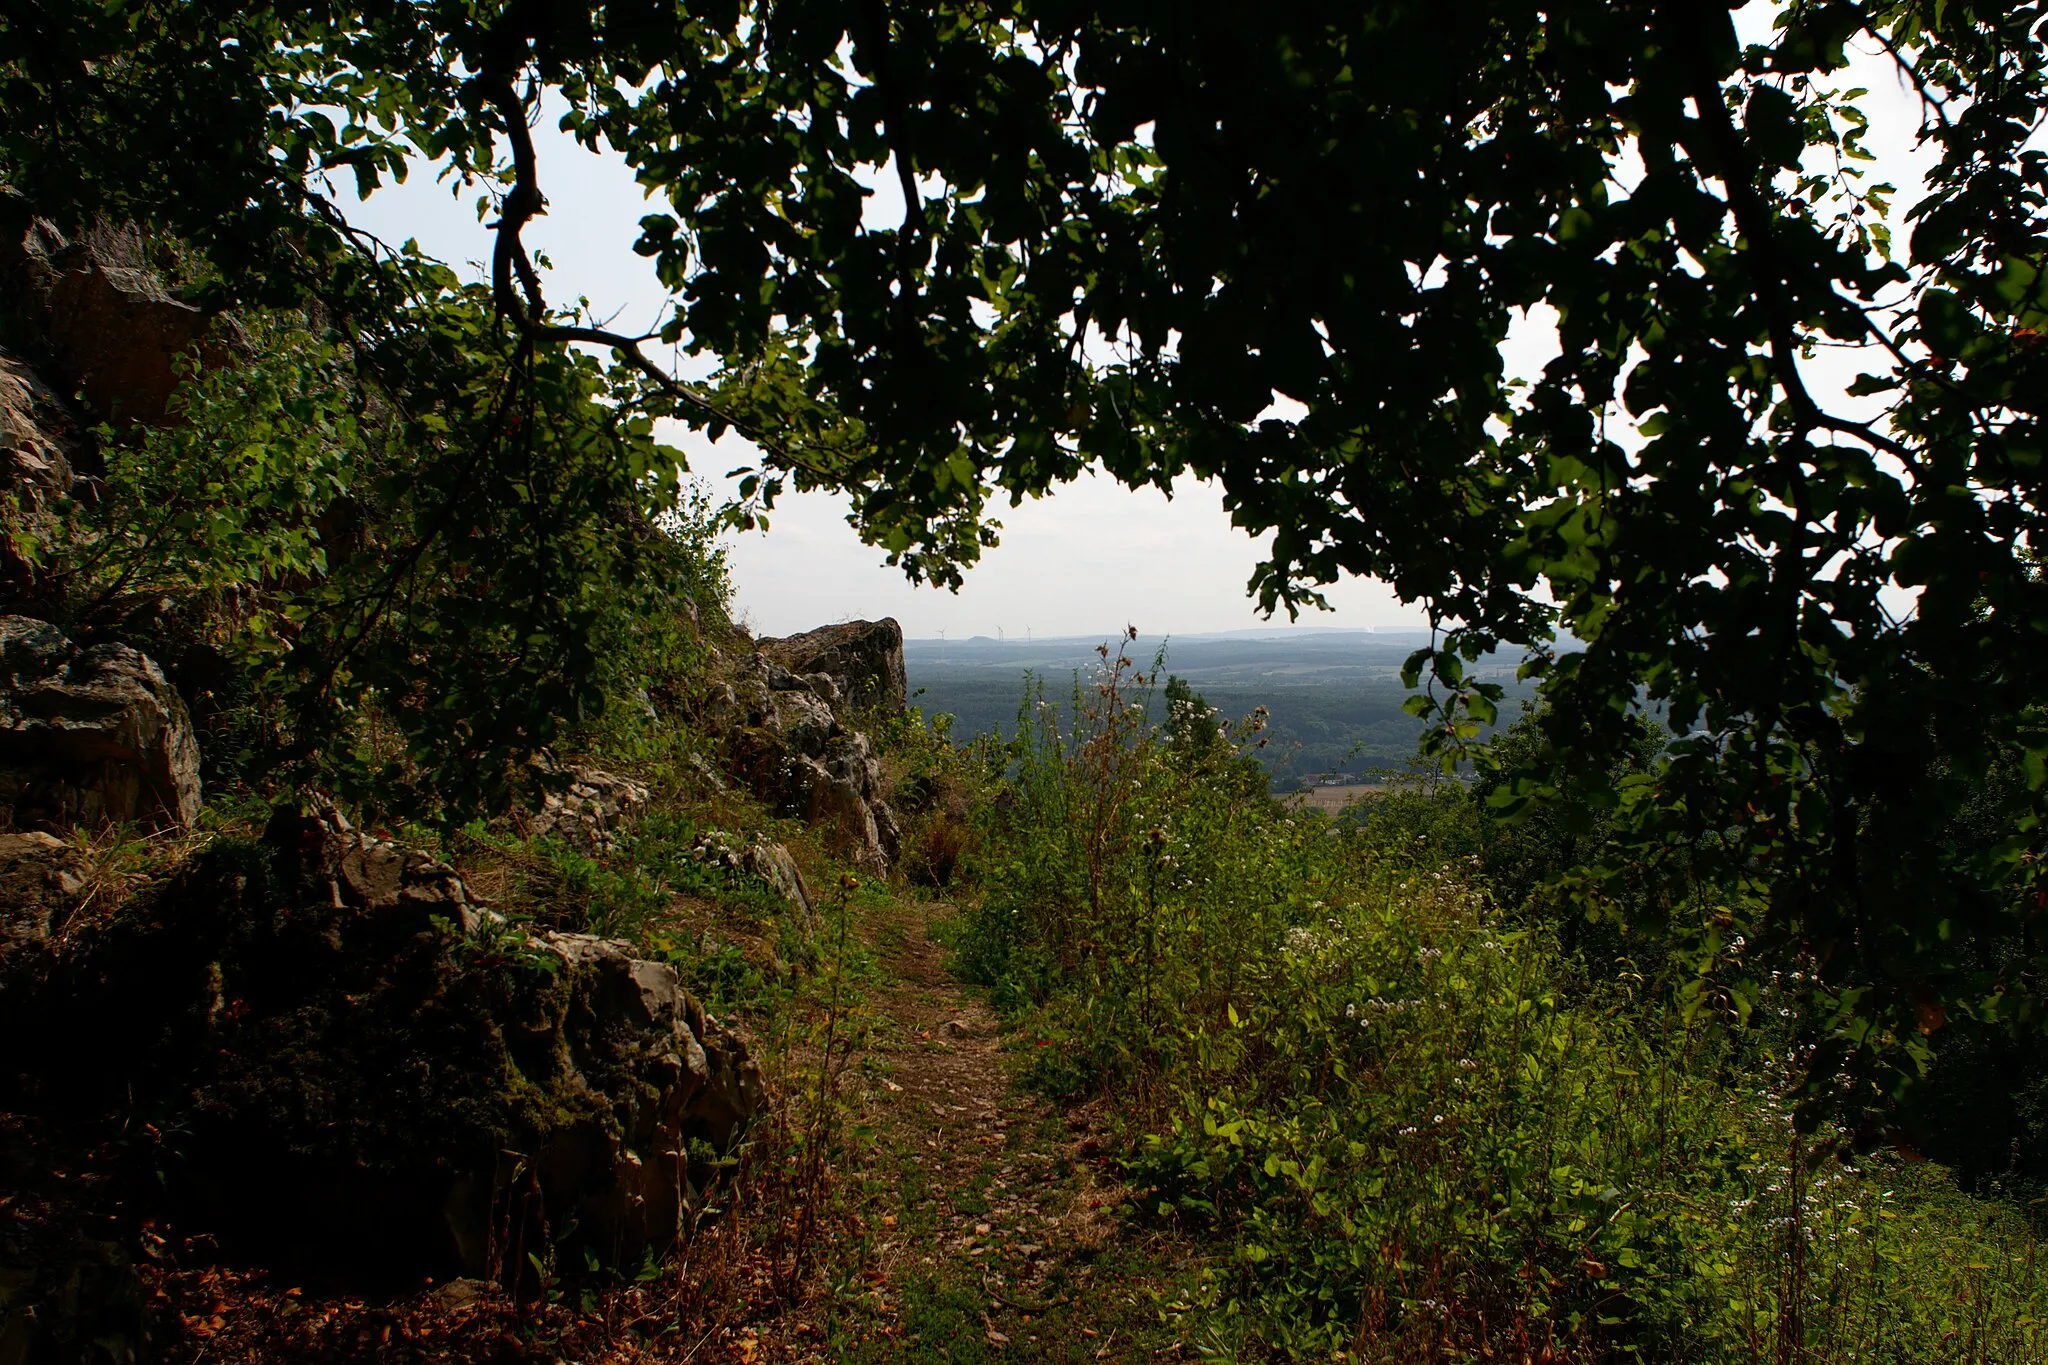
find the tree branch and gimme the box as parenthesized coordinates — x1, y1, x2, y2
(477, 73, 547, 325)
(470, 65, 840, 482)
(1679, 43, 1915, 466)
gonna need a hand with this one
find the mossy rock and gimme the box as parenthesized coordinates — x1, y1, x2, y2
(0, 810, 760, 1285)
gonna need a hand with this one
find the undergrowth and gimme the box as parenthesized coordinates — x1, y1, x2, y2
(954, 642, 2048, 1363)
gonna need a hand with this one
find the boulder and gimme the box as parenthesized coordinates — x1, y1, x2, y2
(5, 218, 231, 429)
(0, 831, 85, 955)
(744, 841, 814, 922)
(0, 351, 75, 496)
(705, 644, 904, 872)
(704, 656, 839, 756)
(527, 763, 651, 853)
(757, 618, 907, 715)
(0, 806, 761, 1283)
(0, 352, 78, 606)
(0, 616, 201, 831)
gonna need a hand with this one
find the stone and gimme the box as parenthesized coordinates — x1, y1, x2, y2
(0, 616, 201, 831)
(710, 657, 840, 758)
(5, 218, 235, 429)
(685, 752, 730, 795)
(744, 842, 813, 921)
(757, 618, 908, 714)
(808, 767, 889, 872)
(429, 1278, 497, 1312)
(526, 763, 651, 853)
(702, 625, 907, 872)
(1, 803, 761, 1283)
(267, 802, 484, 928)
(0, 352, 76, 601)
(0, 351, 75, 496)
(0, 831, 85, 954)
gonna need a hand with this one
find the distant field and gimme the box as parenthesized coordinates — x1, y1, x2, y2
(1284, 784, 1387, 815)
(905, 629, 1531, 785)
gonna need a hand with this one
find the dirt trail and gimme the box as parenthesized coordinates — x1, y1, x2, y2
(754, 898, 1194, 1364)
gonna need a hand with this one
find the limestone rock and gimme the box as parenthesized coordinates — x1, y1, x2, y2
(527, 764, 651, 853)
(0, 351, 75, 496)
(0, 831, 84, 955)
(705, 641, 904, 872)
(0, 352, 79, 601)
(6, 218, 233, 428)
(0, 804, 760, 1282)
(744, 841, 813, 922)
(0, 616, 201, 831)
(685, 752, 730, 795)
(268, 800, 493, 931)
(757, 618, 907, 715)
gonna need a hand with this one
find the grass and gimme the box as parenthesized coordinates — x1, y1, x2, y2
(58, 660, 2048, 1364)
(947, 656, 2048, 1362)
(822, 1250, 1200, 1364)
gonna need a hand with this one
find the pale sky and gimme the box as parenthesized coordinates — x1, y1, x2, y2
(343, 11, 1935, 639)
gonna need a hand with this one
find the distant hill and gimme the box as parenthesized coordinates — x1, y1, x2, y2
(904, 629, 1530, 788)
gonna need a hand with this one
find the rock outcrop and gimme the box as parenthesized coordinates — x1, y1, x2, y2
(0, 351, 75, 496)
(0, 616, 201, 832)
(745, 840, 814, 923)
(706, 646, 903, 871)
(526, 763, 652, 853)
(757, 617, 908, 714)
(0, 805, 761, 1282)
(0, 831, 86, 956)
(0, 352, 79, 605)
(4, 217, 231, 429)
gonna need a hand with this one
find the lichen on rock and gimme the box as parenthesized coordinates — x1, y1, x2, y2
(0, 615, 201, 832)
(0, 803, 760, 1283)
(703, 623, 909, 872)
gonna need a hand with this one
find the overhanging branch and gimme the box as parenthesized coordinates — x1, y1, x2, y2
(471, 67, 838, 482)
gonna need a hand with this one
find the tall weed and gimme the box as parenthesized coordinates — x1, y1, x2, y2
(960, 660, 2048, 1362)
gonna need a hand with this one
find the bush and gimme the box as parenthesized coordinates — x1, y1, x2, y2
(961, 654, 2048, 1361)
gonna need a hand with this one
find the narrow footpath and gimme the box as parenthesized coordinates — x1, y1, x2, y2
(754, 898, 1200, 1364)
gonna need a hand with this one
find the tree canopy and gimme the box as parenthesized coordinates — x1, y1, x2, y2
(5, 0, 2047, 1115)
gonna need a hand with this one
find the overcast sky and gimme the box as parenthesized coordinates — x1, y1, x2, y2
(343, 10, 1935, 640)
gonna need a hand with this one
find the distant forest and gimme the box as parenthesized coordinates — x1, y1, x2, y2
(904, 630, 1529, 788)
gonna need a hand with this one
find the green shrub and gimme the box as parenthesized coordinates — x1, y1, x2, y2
(963, 656, 2048, 1361)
